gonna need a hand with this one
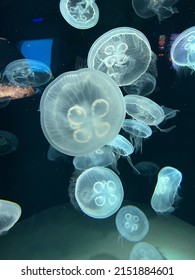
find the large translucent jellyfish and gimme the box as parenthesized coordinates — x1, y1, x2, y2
(170, 26, 195, 73)
(122, 119, 152, 153)
(75, 166, 124, 219)
(115, 205, 149, 242)
(87, 27, 152, 86)
(0, 130, 18, 156)
(130, 242, 163, 260)
(0, 199, 21, 235)
(151, 166, 182, 214)
(132, 0, 179, 22)
(40, 68, 125, 156)
(73, 146, 118, 173)
(3, 59, 53, 87)
(59, 0, 99, 29)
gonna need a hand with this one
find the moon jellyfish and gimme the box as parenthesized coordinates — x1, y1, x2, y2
(122, 119, 152, 153)
(3, 59, 53, 87)
(40, 68, 125, 156)
(130, 242, 163, 260)
(87, 27, 152, 86)
(123, 72, 156, 96)
(0, 199, 22, 235)
(134, 161, 160, 179)
(124, 94, 165, 126)
(115, 205, 149, 242)
(132, 0, 179, 22)
(75, 166, 124, 219)
(151, 166, 182, 214)
(170, 26, 195, 73)
(0, 130, 18, 155)
(47, 145, 69, 162)
(59, 0, 99, 29)
(73, 146, 118, 173)
(0, 84, 38, 101)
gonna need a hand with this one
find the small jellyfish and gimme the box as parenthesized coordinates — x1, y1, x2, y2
(132, 0, 179, 22)
(40, 68, 125, 156)
(3, 59, 53, 87)
(59, 0, 99, 29)
(122, 119, 152, 153)
(115, 205, 149, 242)
(0, 199, 22, 235)
(0, 130, 18, 156)
(47, 145, 69, 162)
(134, 161, 160, 179)
(170, 26, 195, 73)
(87, 27, 152, 86)
(130, 242, 163, 260)
(73, 146, 118, 172)
(151, 166, 182, 214)
(75, 166, 124, 219)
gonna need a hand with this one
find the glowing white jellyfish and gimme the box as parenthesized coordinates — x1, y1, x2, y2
(87, 27, 152, 86)
(40, 68, 125, 156)
(59, 0, 99, 29)
(130, 242, 163, 260)
(0, 199, 22, 235)
(75, 166, 124, 219)
(151, 166, 183, 213)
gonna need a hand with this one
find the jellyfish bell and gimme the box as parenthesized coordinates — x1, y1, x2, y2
(122, 119, 152, 153)
(0, 199, 22, 236)
(132, 0, 179, 22)
(74, 166, 124, 219)
(40, 68, 125, 156)
(130, 242, 163, 260)
(0, 130, 18, 156)
(115, 205, 149, 242)
(170, 26, 195, 73)
(150, 166, 183, 214)
(87, 27, 152, 86)
(59, 0, 99, 29)
(3, 59, 53, 87)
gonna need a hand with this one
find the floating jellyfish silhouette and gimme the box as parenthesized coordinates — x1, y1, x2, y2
(75, 166, 124, 219)
(122, 119, 152, 153)
(0, 130, 18, 156)
(170, 26, 195, 73)
(0, 84, 38, 101)
(132, 0, 179, 22)
(87, 27, 152, 86)
(0, 100, 10, 108)
(123, 72, 156, 96)
(3, 59, 53, 87)
(115, 205, 149, 242)
(59, 0, 99, 29)
(0, 199, 22, 235)
(130, 242, 163, 260)
(40, 68, 125, 156)
(151, 166, 182, 214)
(47, 145, 69, 162)
(73, 146, 118, 172)
(134, 161, 160, 178)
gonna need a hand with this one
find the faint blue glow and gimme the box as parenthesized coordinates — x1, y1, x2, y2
(32, 18, 43, 23)
(17, 39, 53, 67)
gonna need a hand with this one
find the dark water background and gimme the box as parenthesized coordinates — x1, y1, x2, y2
(0, 0, 195, 226)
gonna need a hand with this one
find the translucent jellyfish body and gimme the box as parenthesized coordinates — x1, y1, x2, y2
(124, 94, 165, 126)
(132, 0, 179, 22)
(40, 68, 125, 156)
(3, 59, 52, 87)
(87, 27, 152, 86)
(170, 26, 195, 71)
(130, 242, 163, 260)
(115, 205, 149, 242)
(75, 166, 124, 219)
(73, 147, 117, 171)
(0, 199, 21, 235)
(122, 119, 152, 152)
(123, 72, 156, 96)
(59, 0, 99, 29)
(0, 130, 18, 156)
(151, 166, 182, 213)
